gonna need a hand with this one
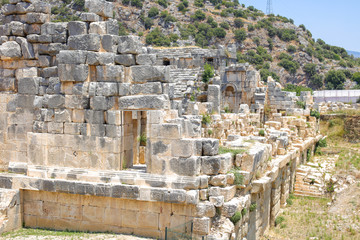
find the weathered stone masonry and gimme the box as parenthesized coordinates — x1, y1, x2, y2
(0, 0, 321, 239)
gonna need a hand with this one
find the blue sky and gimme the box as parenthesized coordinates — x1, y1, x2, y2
(239, 0, 360, 52)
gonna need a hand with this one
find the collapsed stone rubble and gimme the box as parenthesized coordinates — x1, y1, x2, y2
(0, 1, 323, 239)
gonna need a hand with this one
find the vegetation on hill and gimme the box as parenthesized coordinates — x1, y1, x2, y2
(37, 0, 360, 90)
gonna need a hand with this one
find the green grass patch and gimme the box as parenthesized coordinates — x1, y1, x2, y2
(219, 146, 247, 157)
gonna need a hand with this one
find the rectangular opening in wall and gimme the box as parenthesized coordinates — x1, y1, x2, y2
(122, 111, 147, 172)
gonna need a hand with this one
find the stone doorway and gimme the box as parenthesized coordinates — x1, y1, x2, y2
(223, 85, 236, 112)
(122, 111, 147, 170)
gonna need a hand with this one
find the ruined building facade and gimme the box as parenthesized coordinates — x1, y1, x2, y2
(0, 0, 321, 239)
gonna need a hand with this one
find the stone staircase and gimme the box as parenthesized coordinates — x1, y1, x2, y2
(170, 67, 201, 99)
(294, 164, 324, 197)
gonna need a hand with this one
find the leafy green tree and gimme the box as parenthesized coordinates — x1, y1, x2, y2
(309, 74, 324, 90)
(157, 0, 168, 8)
(192, 10, 206, 21)
(213, 28, 226, 38)
(324, 70, 346, 90)
(146, 27, 171, 46)
(352, 72, 360, 85)
(202, 63, 214, 83)
(144, 17, 153, 29)
(278, 59, 299, 75)
(220, 22, 230, 30)
(304, 63, 316, 77)
(234, 29, 246, 43)
(287, 45, 296, 53)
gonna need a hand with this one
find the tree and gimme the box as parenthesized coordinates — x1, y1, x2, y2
(234, 18, 244, 28)
(287, 45, 296, 53)
(157, 0, 168, 8)
(304, 63, 316, 77)
(234, 29, 246, 43)
(213, 28, 226, 38)
(192, 10, 206, 21)
(324, 70, 346, 90)
(309, 74, 323, 90)
(202, 63, 214, 83)
(352, 72, 360, 85)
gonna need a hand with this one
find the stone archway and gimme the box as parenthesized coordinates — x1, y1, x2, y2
(223, 85, 237, 113)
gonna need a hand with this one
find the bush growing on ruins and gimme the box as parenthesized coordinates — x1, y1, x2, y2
(229, 168, 244, 186)
(241, 208, 247, 217)
(137, 133, 147, 146)
(275, 216, 285, 227)
(230, 211, 242, 224)
(249, 203, 257, 212)
(260, 69, 279, 82)
(219, 147, 246, 157)
(296, 101, 306, 109)
(258, 129, 265, 136)
(148, 7, 159, 18)
(157, 0, 168, 8)
(286, 198, 293, 206)
(201, 114, 212, 125)
(118, 22, 127, 36)
(310, 109, 320, 119)
(207, 129, 213, 136)
(202, 63, 214, 83)
(73, 0, 85, 11)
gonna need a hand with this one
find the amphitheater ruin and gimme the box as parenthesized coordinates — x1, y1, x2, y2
(0, 0, 326, 239)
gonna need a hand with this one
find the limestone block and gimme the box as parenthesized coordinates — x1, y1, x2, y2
(72, 109, 85, 123)
(171, 139, 197, 158)
(54, 109, 71, 122)
(95, 82, 118, 96)
(118, 94, 170, 110)
(89, 22, 107, 35)
(209, 175, 227, 187)
(202, 138, 219, 156)
(193, 217, 211, 235)
(58, 64, 89, 82)
(111, 185, 139, 199)
(222, 198, 241, 218)
(114, 54, 135, 66)
(0, 78, 16, 91)
(169, 157, 200, 177)
(65, 95, 89, 109)
(96, 65, 123, 82)
(15, 67, 37, 79)
(37, 43, 68, 55)
(68, 34, 101, 51)
(8, 21, 24, 36)
(0, 41, 21, 59)
(2, 4, 16, 16)
(57, 50, 87, 64)
(87, 52, 115, 65)
(88, 124, 105, 137)
(80, 12, 100, 22)
(48, 122, 63, 134)
(84, 110, 104, 124)
(209, 196, 224, 207)
(15, 37, 34, 59)
(43, 94, 65, 108)
(64, 123, 86, 135)
(118, 83, 130, 96)
(207, 85, 221, 114)
(105, 124, 121, 138)
(117, 35, 142, 54)
(101, 34, 119, 53)
(41, 22, 67, 36)
(85, 0, 113, 18)
(105, 110, 121, 125)
(68, 21, 87, 36)
(136, 54, 157, 65)
(18, 77, 40, 94)
(24, 24, 42, 35)
(90, 96, 115, 110)
(130, 65, 170, 83)
(201, 156, 221, 175)
(185, 190, 199, 205)
(130, 82, 162, 95)
(199, 189, 208, 200)
(195, 202, 215, 218)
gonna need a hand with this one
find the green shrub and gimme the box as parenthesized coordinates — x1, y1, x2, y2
(248, 24, 255, 31)
(296, 101, 306, 109)
(169, 33, 179, 42)
(286, 198, 293, 206)
(277, 28, 297, 42)
(137, 133, 147, 146)
(304, 63, 317, 77)
(220, 22, 230, 30)
(144, 17, 153, 29)
(317, 138, 327, 147)
(275, 216, 285, 226)
(267, 38, 273, 50)
(202, 63, 214, 83)
(249, 203, 257, 212)
(194, 0, 204, 7)
(310, 109, 320, 119)
(138, 31, 143, 36)
(157, 0, 168, 8)
(234, 29, 246, 43)
(201, 114, 212, 125)
(253, 37, 260, 46)
(207, 129, 213, 136)
(278, 59, 299, 74)
(234, 18, 244, 28)
(118, 22, 127, 36)
(283, 84, 312, 96)
(309, 74, 324, 89)
(325, 70, 346, 90)
(352, 72, 360, 85)
(287, 45, 297, 53)
(192, 10, 206, 21)
(241, 208, 247, 217)
(145, 27, 171, 46)
(73, 0, 85, 11)
(213, 27, 226, 38)
(230, 211, 242, 224)
(219, 147, 246, 157)
(260, 69, 279, 82)
(131, 0, 143, 8)
(228, 168, 244, 186)
(148, 7, 159, 18)
(258, 129, 265, 136)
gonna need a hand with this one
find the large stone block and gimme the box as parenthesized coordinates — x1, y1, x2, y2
(193, 217, 211, 235)
(85, 0, 113, 18)
(130, 82, 162, 95)
(136, 54, 157, 65)
(58, 64, 89, 82)
(202, 138, 219, 156)
(68, 21, 87, 36)
(41, 22, 67, 35)
(87, 52, 115, 65)
(95, 82, 118, 96)
(101, 35, 119, 53)
(117, 35, 142, 54)
(43, 94, 65, 108)
(130, 66, 170, 83)
(15, 37, 35, 59)
(90, 96, 115, 110)
(96, 65, 123, 82)
(68, 34, 101, 51)
(65, 95, 89, 109)
(118, 94, 170, 110)
(169, 157, 200, 176)
(114, 54, 136, 66)
(57, 50, 87, 64)
(80, 12, 100, 22)
(18, 77, 40, 94)
(0, 41, 21, 59)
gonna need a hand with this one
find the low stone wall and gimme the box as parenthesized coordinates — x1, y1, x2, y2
(23, 190, 193, 238)
(0, 189, 21, 234)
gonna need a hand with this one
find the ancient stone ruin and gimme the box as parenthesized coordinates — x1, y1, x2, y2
(0, 0, 323, 239)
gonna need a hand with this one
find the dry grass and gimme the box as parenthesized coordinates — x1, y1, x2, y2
(262, 193, 360, 240)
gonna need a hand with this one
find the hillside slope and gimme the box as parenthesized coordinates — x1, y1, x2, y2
(1, 0, 360, 90)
